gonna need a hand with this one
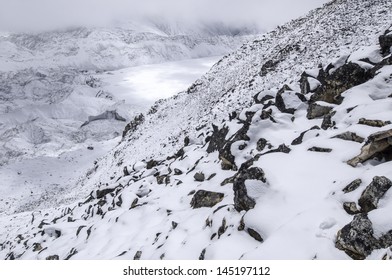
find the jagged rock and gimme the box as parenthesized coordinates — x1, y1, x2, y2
(299, 72, 311, 94)
(379, 30, 392, 55)
(233, 166, 266, 212)
(146, 159, 159, 169)
(207, 173, 216, 180)
(260, 109, 273, 120)
(333, 132, 365, 143)
(247, 228, 263, 242)
(335, 214, 380, 259)
(308, 147, 332, 153)
(46, 255, 59, 260)
(256, 138, 268, 151)
(343, 202, 361, 215)
(194, 172, 205, 182)
(96, 187, 116, 199)
(33, 243, 43, 252)
(253, 92, 274, 105)
(171, 221, 178, 230)
(219, 123, 250, 170)
(358, 118, 391, 127)
(307, 103, 333, 119)
(174, 168, 183, 175)
(156, 175, 170, 185)
(206, 125, 229, 153)
(260, 60, 279, 76)
(291, 126, 320, 145)
(342, 179, 362, 193)
(358, 176, 392, 213)
(347, 129, 392, 167)
(379, 231, 392, 248)
(199, 249, 206, 260)
(259, 144, 291, 157)
(275, 85, 303, 114)
(190, 190, 224, 208)
(321, 111, 336, 130)
(310, 62, 372, 104)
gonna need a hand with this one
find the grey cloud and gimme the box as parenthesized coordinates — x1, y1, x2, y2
(0, 0, 330, 33)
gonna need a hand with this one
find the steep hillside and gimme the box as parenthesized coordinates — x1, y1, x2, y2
(1, 0, 392, 260)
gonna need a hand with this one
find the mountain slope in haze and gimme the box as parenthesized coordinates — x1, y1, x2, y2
(1, 0, 392, 260)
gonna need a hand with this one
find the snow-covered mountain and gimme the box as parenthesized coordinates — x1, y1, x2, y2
(1, 0, 392, 260)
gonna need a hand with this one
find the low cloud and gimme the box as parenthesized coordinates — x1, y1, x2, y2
(0, 0, 330, 33)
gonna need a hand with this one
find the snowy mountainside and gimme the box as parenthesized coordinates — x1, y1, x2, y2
(1, 0, 392, 260)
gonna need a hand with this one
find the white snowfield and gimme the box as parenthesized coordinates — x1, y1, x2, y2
(1, 0, 392, 260)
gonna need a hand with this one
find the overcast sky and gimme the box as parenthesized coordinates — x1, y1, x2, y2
(0, 0, 330, 33)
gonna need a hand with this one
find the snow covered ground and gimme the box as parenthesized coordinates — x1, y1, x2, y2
(0, 56, 218, 216)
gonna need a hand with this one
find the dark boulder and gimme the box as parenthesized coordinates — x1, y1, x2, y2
(310, 62, 372, 104)
(307, 103, 333, 119)
(233, 166, 266, 212)
(247, 228, 263, 242)
(379, 30, 392, 55)
(358, 176, 392, 213)
(194, 172, 205, 182)
(206, 125, 229, 153)
(335, 214, 380, 260)
(190, 190, 224, 208)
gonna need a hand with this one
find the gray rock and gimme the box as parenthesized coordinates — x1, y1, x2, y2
(347, 129, 392, 167)
(333, 132, 364, 143)
(342, 179, 362, 193)
(358, 176, 392, 213)
(321, 111, 336, 130)
(46, 255, 59, 260)
(343, 202, 361, 215)
(206, 124, 229, 153)
(308, 147, 332, 153)
(291, 126, 320, 145)
(194, 172, 205, 182)
(335, 214, 379, 260)
(190, 190, 224, 208)
(233, 167, 266, 212)
(358, 118, 391, 127)
(247, 228, 263, 242)
(307, 103, 333, 119)
(379, 30, 392, 55)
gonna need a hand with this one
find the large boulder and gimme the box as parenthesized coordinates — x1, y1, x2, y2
(335, 214, 380, 260)
(358, 176, 392, 213)
(348, 129, 392, 167)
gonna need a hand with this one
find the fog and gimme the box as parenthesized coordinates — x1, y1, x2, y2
(0, 0, 330, 33)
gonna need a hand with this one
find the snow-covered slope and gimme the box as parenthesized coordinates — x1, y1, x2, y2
(1, 0, 392, 260)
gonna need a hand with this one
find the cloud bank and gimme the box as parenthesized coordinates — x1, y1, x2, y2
(0, 0, 330, 33)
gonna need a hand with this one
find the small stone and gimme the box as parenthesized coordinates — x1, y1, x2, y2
(247, 228, 263, 242)
(342, 179, 362, 193)
(308, 147, 332, 153)
(134, 251, 142, 260)
(46, 255, 59, 260)
(194, 172, 205, 182)
(174, 168, 183, 175)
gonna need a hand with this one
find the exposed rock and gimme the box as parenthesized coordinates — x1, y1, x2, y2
(321, 111, 336, 130)
(335, 214, 380, 260)
(256, 138, 268, 151)
(358, 176, 392, 213)
(308, 147, 332, 153)
(310, 62, 372, 104)
(347, 129, 392, 167)
(207, 173, 216, 180)
(299, 72, 311, 94)
(259, 144, 291, 157)
(206, 125, 229, 153)
(358, 118, 391, 127)
(275, 85, 302, 114)
(199, 249, 206, 260)
(343, 202, 361, 215)
(247, 228, 263, 242)
(134, 251, 142, 260)
(233, 166, 266, 212)
(96, 187, 116, 199)
(291, 126, 320, 145)
(46, 255, 59, 260)
(342, 179, 362, 193)
(253, 92, 274, 105)
(307, 103, 333, 119)
(194, 172, 205, 182)
(190, 190, 224, 208)
(379, 30, 392, 55)
(333, 132, 364, 143)
(146, 159, 159, 169)
(156, 175, 170, 185)
(379, 231, 392, 248)
(260, 59, 279, 76)
(174, 168, 183, 175)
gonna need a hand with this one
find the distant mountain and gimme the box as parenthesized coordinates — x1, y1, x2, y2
(1, 0, 392, 260)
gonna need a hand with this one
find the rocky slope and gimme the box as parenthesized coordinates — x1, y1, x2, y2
(1, 0, 392, 260)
